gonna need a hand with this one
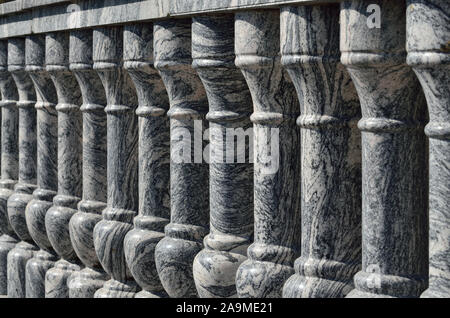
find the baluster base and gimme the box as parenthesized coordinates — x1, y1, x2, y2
(346, 271, 428, 298)
(68, 267, 109, 298)
(283, 258, 359, 298)
(45, 259, 81, 298)
(25, 249, 57, 298)
(155, 235, 203, 298)
(94, 279, 139, 298)
(7, 241, 38, 297)
(193, 242, 248, 298)
(0, 234, 17, 295)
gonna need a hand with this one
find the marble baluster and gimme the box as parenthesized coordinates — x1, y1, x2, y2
(68, 29, 109, 298)
(191, 15, 254, 298)
(341, 0, 429, 298)
(154, 19, 210, 298)
(234, 10, 302, 298)
(0, 40, 19, 296)
(44, 32, 82, 298)
(123, 23, 170, 298)
(406, 0, 450, 298)
(92, 26, 140, 298)
(24, 34, 59, 298)
(281, 5, 362, 298)
(6, 38, 38, 298)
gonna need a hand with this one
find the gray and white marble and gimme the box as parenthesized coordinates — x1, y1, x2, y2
(6, 37, 38, 298)
(68, 29, 109, 298)
(234, 10, 302, 298)
(406, 0, 450, 298)
(24, 34, 59, 298)
(153, 19, 210, 298)
(341, 0, 429, 298)
(191, 14, 254, 298)
(122, 23, 171, 299)
(281, 5, 362, 298)
(92, 26, 140, 298)
(44, 31, 83, 298)
(0, 39, 19, 296)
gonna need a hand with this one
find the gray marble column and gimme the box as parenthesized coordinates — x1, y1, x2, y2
(6, 37, 38, 298)
(154, 19, 210, 298)
(191, 15, 254, 298)
(123, 23, 170, 298)
(341, 0, 429, 298)
(281, 5, 362, 298)
(44, 32, 82, 298)
(92, 26, 140, 298)
(406, 0, 450, 298)
(0, 40, 19, 296)
(234, 10, 302, 298)
(68, 29, 109, 298)
(24, 34, 59, 298)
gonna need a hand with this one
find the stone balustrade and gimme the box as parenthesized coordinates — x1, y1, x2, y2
(0, 0, 447, 298)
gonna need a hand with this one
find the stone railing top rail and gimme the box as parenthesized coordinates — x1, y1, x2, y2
(0, 0, 340, 39)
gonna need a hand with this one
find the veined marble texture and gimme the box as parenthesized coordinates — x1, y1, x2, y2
(68, 29, 109, 298)
(154, 19, 210, 298)
(0, 40, 19, 296)
(281, 5, 362, 298)
(24, 34, 59, 298)
(122, 23, 171, 298)
(44, 31, 83, 298)
(341, 0, 429, 298)
(406, 0, 450, 298)
(92, 26, 140, 298)
(191, 14, 254, 298)
(234, 10, 302, 298)
(6, 37, 38, 298)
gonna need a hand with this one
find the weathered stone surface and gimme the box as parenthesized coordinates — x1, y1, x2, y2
(281, 4, 362, 298)
(154, 19, 210, 298)
(6, 37, 38, 298)
(122, 23, 170, 299)
(24, 34, 58, 298)
(234, 10, 302, 298)
(0, 39, 19, 296)
(341, 0, 429, 298)
(68, 29, 109, 298)
(92, 26, 140, 298)
(44, 31, 83, 298)
(191, 14, 254, 298)
(407, 0, 450, 298)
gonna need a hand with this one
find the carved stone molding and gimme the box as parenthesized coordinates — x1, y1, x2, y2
(280, 5, 362, 298)
(122, 23, 170, 298)
(406, 0, 450, 298)
(92, 26, 140, 298)
(0, 39, 19, 296)
(341, 0, 428, 298)
(191, 14, 254, 298)
(68, 29, 109, 298)
(154, 19, 210, 298)
(24, 34, 59, 298)
(44, 31, 83, 298)
(6, 37, 38, 298)
(234, 10, 302, 298)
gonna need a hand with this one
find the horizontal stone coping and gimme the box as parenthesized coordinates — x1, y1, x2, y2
(0, 0, 339, 39)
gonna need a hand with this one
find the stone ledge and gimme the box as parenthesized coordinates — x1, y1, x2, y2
(0, 0, 338, 39)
